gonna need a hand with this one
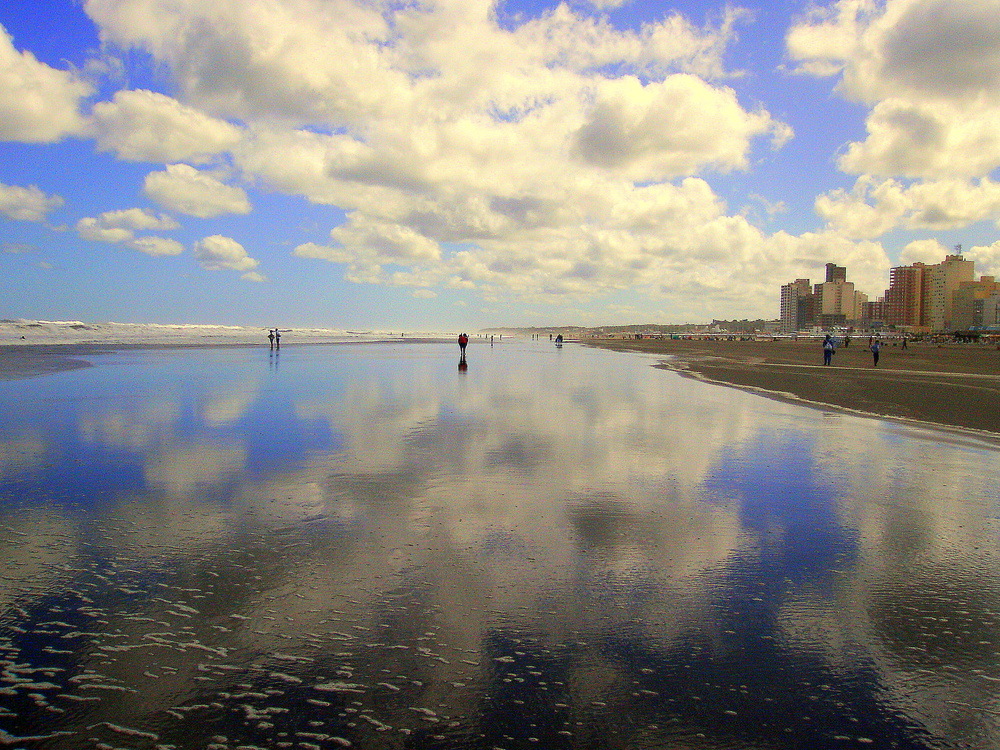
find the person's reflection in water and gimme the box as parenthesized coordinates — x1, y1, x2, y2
(458, 354, 468, 373)
(270, 347, 279, 371)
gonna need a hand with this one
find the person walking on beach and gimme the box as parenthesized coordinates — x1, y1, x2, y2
(268, 329, 275, 349)
(823, 334, 835, 366)
(458, 332, 469, 356)
(274, 329, 281, 349)
(870, 338, 881, 367)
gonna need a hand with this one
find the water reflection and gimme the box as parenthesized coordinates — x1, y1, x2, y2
(0, 342, 998, 749)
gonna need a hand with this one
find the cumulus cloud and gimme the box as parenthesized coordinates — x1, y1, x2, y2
(93, 207, 179, 232)
(789, 0, 1000, 183)
(0, 182, 64, 221)
(966, 241, 1000, 279)
(817, 177, 1000, 239)
(77, 207, 183, 256)
(0, 24, 91, 143)
(573, 75, 786, 179)
(91, 89, 242, 162)
(144, 164, 251, 218)
(129, 236, 184, 256)
(76, 216, 134, 244)
(73, 0, 830, 317)
(193, 235, 259, 272)
(898, 238, 949, 266)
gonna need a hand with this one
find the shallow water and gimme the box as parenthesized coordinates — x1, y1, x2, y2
(1, 340, 999, 749)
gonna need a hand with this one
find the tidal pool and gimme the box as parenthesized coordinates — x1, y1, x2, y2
(1, 341, 999, 749)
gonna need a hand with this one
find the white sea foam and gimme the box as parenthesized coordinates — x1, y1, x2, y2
(0, 319, 455, 346)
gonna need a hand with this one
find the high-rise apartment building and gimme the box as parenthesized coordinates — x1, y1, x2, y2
(825, 263, 847, 283)
(922, 254, 974, 330)
(883, 264, 925, 326)
(877, 253, 979, 331)
(780, 278, 812, 332)
(783, 252, 989, 334)
(779, 264, 866, 331)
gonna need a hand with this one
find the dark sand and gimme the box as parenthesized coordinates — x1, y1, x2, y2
(586, 338, 1000, 436)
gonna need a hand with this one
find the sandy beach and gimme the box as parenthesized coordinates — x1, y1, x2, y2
(586, 337, 1000, 436)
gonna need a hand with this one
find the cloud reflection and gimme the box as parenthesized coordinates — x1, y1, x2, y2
(0, 344, 999, 749)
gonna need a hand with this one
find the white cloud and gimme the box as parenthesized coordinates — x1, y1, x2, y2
(91, 89, 242, 163)
(77, 216, 134, 244)
(144, 164, 251, 218)
(966, 241, 1000, 279)
(817, 176, 1000, 239)
(0, 24, 91, 143)
(241, 270, 267, 282)
(898, 238, 949, 266)
(76, 0, 840, 319)
(412, 289, 437, 299)
(77, 208, 183, 256)
(573, 75, 786, 179)
(95, 207, 179, 232)
(193, 234, 259, 272)
(789, 0, 1000, 181)
(129, 235, 184, 256)
(0, 182, 64, 221)
(838, 98, 1000, 179)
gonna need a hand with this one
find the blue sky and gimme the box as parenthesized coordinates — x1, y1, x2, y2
(2, 0, 1000, 329)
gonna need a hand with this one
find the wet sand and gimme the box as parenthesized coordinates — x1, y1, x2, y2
(5, 338, 999, 435)
(586, 337, 1000, 436)
(0, 339, 447, 381)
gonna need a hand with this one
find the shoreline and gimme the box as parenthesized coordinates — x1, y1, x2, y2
(585, 338, 1000, 440)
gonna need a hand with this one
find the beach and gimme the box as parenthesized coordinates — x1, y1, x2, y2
(586, 337, 1000, 436)
(5, 336, 1000, 435)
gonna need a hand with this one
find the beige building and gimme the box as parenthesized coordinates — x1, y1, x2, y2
(951, 276, 1000, 329)
(879, 253, 980, 332)
(779, 263, 869, 331)
(983, 294, 1000, 328)
(922, 254, 974, 330)
(814, 279, 867, 327)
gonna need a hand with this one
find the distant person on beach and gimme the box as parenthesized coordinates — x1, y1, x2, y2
(275, 329, 281, 349)
(870, 338, 881, 367)
(268, 329, 275, 349)
(823, 335, 835, 366)
(458, 332, 468, 356)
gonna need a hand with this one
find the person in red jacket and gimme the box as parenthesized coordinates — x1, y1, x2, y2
(458, 332, 469, 355)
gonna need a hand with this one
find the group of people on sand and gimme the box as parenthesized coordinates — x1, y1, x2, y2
(823, 334, 882, 367)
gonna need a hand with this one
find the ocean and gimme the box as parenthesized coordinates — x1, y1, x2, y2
(1, 339, 998, 749)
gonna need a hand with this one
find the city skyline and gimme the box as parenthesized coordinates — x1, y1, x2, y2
(3, 0, 1000, 330)
(780, 252, 1000, 332)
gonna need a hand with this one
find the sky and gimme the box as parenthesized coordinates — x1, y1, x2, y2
(2, 0, 1000, 330)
